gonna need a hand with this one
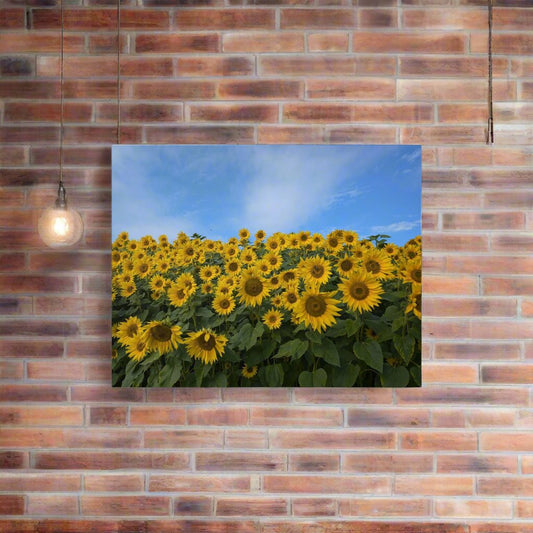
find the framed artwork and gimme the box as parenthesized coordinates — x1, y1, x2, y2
(111, 145, 421, 388)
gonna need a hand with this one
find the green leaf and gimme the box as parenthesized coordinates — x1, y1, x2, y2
(246, 321, 265, 350)
(312, 337, 340, 367)
(393, 334, 415, 364)
(274, 339, 308, 361)
(298, 370, 313, 387)
(331, 363, 359, 387)
(214, 373, 227, 387)
(312, 368, 327, 387)
(264, 364, 284, 387)
(381, 365, 410, 387)
(353, 341, 383, 374)
(392, 315, 407, 332)
(305, 330, 323, 344)
(345, 318, 362, 337)
(158, 358, 182, 387)
(195, 307, 213, 318)
(410, 365, 421, 386)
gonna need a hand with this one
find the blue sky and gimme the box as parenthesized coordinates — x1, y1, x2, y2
(112, 145, 421, 246)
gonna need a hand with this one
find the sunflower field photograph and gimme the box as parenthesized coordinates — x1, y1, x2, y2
(111, 145, 422, 388)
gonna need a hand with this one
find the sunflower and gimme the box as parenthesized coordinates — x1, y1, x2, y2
(133, 259, 151, 279)
(118, 271, 133, 286)
(118, 231, 129, 242)
(176, 273, 196, 293)
(176, 232, 189, 246)
(240, 248, 257, 265)
(124, 332, 149, 362)
(119, 281, 136, 297)
(255, 259, 271, 275)
(157, 259, 171, 273)
(238, 269, 270, 307)
(117, 316, 143, 346)
(143, 321, 182, 355)
(362, 249, 394, 280)
(225, 259, 241, 277)
(288, 234, 300, 248)
(127, 240, 139, 252)
(201, 281, 215, 295)
(140, 235, 152, 248)
(150, 274, 166, 292)
(168, 282, 191, 307)
(151, 288, 165, 300)
(298, 231, 311, 246)
(383, 243, 399, 256)
(271, 295, 283, 308)
(112, 250, 122, 267)
(310, 233, 325, 250)
(339, 270, 383, 313)
(265, 235, 281, 253)
(213, 293, 236, 316)
(224, 244, 239, 260)
(299, 256, 331, 287)
(264, 251, 282, 271)
(238, 228, 250, 241)
(282, 286, 299, 310)
(255, 229, 266, 242)
(401, 258, 422, 287)
(242, 364, 258, 379)
(204, 240, 217, 253)
(262, 309, 283, 330)
(343, 230, 358, 246)
(351, 243, 365, 260)
(185, 329, 227, 365)
(325, 232, 343, 253)
(280, 269, 298, 286)
(199, 265, 217, 282)
(268, 274, 281, 290)
(406, 287, 422, 319)
(293, 290, 341, 332)
(365, 328, 379, 341)
(180, 243, 196, 263)
(336, 255, 357, 277)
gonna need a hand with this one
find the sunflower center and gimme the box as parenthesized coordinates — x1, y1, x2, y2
(135, 340, 146, 352)
(139, 264, 149, 273)
(350, 282, 370, 301)
(340, 259, 353, 272)
(407, 250, 416, 259)
(177, 289, 186, 299)
(310, 265, 325, 278)
(268, 315, 277, 323)
(412, 269, 422, 283)
(126, 324, 138, 337)
(305, 295, 327, 317)
(155, 279, 163, 288)
(112, 252, 121, 262)
(287, 293, 297, 304)
(220, 299, 230, 309)
(228, 262, 239, 272)
(150, 324, 172, 342)
(244, 278, 263, 297)
(415, 294, 421, 310)
(328, 237, 338, 247)
(365, 260, 381, 274)
(185, 248, 194, 256)
(283, 271, 295, 282)
(197, 333, 216, 351)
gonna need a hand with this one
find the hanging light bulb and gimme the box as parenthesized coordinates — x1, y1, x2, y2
(38, 181, 84, 248)
(37, 0, 84, 248)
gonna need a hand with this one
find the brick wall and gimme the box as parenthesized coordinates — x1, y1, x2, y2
(0, 0, 532, 531)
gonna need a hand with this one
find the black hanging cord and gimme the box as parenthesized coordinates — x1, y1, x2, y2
(59, 0, 65, 189)
(486, 0, 494, 144)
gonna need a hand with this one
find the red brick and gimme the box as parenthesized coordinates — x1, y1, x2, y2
(262, 524, 466, 533)
(196, 452, 286, 472)
(82, 496, 170, 516)
(423, 275, 478, 296)
(175, 9, 275, 30)
(437, 454, 517, 474)
(0, 296, 32, 315)
(178, 56, 253, 77)
(281, 9, 355, 29)
(250, 407, 342, 426)
(467, 409, 516, 428)
(218, 80, 302, 99)
(359, 8, 398, 28)
(0, 340, 63, 358)
(481, 364, 533, 384)
(135, 34, 219, 53)
(354, 32, 465, 53)
(517, 501, 533, 519)
(403, 8, 486, 29)
(485, 191, 533, 209)
(130, 406, 186, 425)
(478, 476, 533, 496)
(423, 364, 478, 384)
(70, 385, 143, 402)
(434, 342, 520, 361)
(308, 33, 349, 52)
(0, 147, 26, 166)
(491, 234, 533, 253)
(270, 430, 395, 450)
(28, 360, 86, 381)
(0, 473, 80, 492)
(175, 389, 221, 403)
(424, 233, 489, 252)
(472, 33, 533, 55)
(84, 474, 144, 492)
(423, 297, 517, 317)
(288, 453, 340, 472)
(400, 56, 507, 77)
(0, 384, 67, 402)
(264, 475, 390, 494)
(258, 126, 325, 144)
(0, 452, 27, 469)
(435, 499, 512, 519)
(522, 457, 533, 475)
(0, 361, 23, 380)
(89, 407, 127, 425)
(224, 429, 267, 449)
(261, 56, 356, 76)
(0, 34, 84, 54)
(395, 476, 474, 496)
(442, 212, 525, 231)
(294, 389, 393, 404)
(97, 103, 182, 124)
(396, 387, 528, 406)
(449, 256, 533, 276)
(186, 407, 247, 425)
(0, 9, 25, 29)
(0, 495, 25, 515)
(340, 498, 429, 517)
(347, 408, 429, 427)
(149, 475, 250, 493)
(145, 126, 254, 144)
(188, 104, 278, 123)
(292, 498, 337, 517)
(307, 78, 395, 99)
(223, 32, 304, 53)
(144, 429, 224, 449)
(480, 432, 533, 451)
(0, 406, 82, 426)
(34, 451, 190, 471)
(174, 496, 213, 516)
(216, 497, 287, 516)
(327, 126, 397, 143)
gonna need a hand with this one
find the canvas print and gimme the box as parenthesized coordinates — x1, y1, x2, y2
(111, 145, 421, 388)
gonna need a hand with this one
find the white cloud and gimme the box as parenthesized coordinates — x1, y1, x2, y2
(371, 220, 420, 233)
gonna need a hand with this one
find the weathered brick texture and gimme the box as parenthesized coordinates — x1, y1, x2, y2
(0, 0, 532, 531)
